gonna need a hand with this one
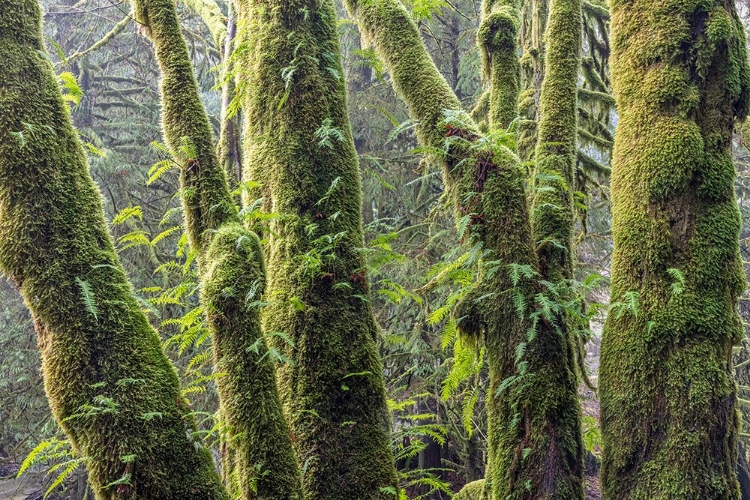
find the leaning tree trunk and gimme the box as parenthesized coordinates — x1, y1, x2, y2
(238, 0, 399, 498)
(0, 1, 228, 498)
(599, 0, 750, 498)
(344, 0, 584, 497)
(130, 1, 302, 498)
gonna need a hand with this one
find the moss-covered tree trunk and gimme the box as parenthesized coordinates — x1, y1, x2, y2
(238, 0, 399, 498)
(599, 0, 750, 498)
(131, 1, 302, 498)
(478, 0, 521, 131)
(0, 1, 229, 498)
(344, 0, 583, 497)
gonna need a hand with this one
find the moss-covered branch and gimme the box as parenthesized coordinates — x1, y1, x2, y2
(600, 0, 750, 497)
(179, 0, 227, 48)
(478, 0, 521, 130)
(239, 0, 399, 498)
(132, 0, 234, 256)
(131, 1, 302, 498)
(531, 0, 581, 284)
(0, 1, 228, 497)
(343, 0, 584, 497)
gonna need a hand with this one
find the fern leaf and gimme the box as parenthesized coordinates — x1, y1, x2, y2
(76, 278, 98, 320)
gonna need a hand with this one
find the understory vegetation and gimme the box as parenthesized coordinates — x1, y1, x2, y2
(2, 0, 750, 499)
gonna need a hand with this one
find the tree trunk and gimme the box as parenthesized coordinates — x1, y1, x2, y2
(599, 0, 750, 497)
(217, 1, 243, 189)
(0, 1, 228, 498)
(130, 1, 302, 498)
(343, 0, 584, 497)
(239, 0, 400, 498)
(518, 0, 548, 161)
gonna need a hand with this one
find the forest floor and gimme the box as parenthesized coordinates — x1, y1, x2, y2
(0, 474, 39, 500)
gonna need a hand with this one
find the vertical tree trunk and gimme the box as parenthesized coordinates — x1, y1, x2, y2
(478, 0, 521, 131)
(0, 2, 228, 498)
(217, 0, 243, 189)
(130, 1, 302, 498)
(239, 0, 400, 498)
(518, 0, 549, 161)
(599, 0, 750, 497)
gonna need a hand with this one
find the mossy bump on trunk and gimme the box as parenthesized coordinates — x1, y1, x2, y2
(343, 0, 584, 496)
(0, 1, 228, 498)
(239, 0, 399, 498)
(131, 1, 302, 498)
(454, 479, 487, 500)
(599, 0, 750, 498)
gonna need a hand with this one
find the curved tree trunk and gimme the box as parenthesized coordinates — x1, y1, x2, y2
(130, 1, 302, 498)
(343, 0, 584, 497)
(238, 0, 399, 498)
(0, 1, 228, 498)
(599, 0, 750, 497)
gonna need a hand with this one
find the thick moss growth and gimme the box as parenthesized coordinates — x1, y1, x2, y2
(202, 225, 301, 499)
(0, 1, 228, 498)
(531, 0, 581, 286)
(131, 0, 235, 256)
(239, 0, 399, 498)
(454, 479, 487, 500)
(599, 0, 750, 498)
(131, 1, 302, 498)
(344, 0, 584, 497)
(478, 0, 521, 130)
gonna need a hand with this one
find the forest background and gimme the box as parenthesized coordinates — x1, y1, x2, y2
(2, 0, 750, 498)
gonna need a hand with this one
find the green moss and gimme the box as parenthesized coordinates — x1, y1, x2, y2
(453, 479, 487, 500)
(132, 0, 235, 257)
(599, 0, 750, 497)
(478, 0, 521, 130)
(518, 0, 549, 162)
(239, 1, 399, 498)
(132, 2, 302, 498)
(0, 1, 228, 498)
(202, 225, 302, 499)
(216, 1, 242, 191)
(531, 0, 582, 284)
(179, 0, 227, 48)
(343, 0, 584, 497)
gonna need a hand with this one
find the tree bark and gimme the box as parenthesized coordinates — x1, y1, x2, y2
(599, 0, 750, 497)
(131, 1, 302, 498)
(239, 0, 400, 498)
(0, 1, 228, 498)
(342, 0, 584, 497)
